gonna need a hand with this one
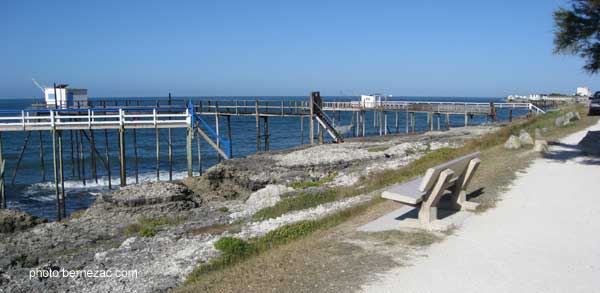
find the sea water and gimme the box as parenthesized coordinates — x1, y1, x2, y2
(0, 96, 526, 220)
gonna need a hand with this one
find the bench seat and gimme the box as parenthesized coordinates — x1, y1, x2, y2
(381, 177, 426, 205)
(381, 151, 481, 224)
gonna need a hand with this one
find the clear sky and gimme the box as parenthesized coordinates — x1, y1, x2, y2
(0, 0, 597, 98)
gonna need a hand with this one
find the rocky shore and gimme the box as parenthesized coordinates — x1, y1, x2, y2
(0, 126, 497, 292)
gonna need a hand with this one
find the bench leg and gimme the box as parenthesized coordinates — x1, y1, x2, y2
(419, 169, 454, 224)
(451, 158, 481, 211)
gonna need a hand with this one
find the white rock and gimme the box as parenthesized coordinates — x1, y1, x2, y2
(519, 130, 534, 145)
(504, 135, 521, 150)
(534, 140, 548, 152)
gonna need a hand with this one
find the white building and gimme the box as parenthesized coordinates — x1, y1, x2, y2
(360, 94, 386, 108)
(576, 87, 592, 97)
(44, 84, 88, 108)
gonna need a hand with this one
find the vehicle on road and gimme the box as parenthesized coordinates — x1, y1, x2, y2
(589, 92, 600, 115)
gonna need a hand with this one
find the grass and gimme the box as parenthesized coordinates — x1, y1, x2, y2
(185, 199, 375, 285)
(183, 105, 597, 288)
(252, 189, 338, 221)
(121, 216, 184, 237)
(217, 207, 229, 213)
(289, 172, 337, 189)
(357, 230, 442, 247)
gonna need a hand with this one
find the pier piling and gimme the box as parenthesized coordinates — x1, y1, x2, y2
(38, 131, 46, 182)
(0, 132, 5, 209)
(104, 129, 112, 189)
(119, 128, 126, 187)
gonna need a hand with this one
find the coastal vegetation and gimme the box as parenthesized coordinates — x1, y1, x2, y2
(289, 172, 337, 189)
(121, 216, 184, 238)
(554, 0, 600, 73)
(182, 105, 597, 291)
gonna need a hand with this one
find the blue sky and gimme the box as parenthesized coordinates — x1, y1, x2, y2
(0, 0, 596, 98)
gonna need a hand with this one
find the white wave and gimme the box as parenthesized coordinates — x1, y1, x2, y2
(21, 170, 193, 202)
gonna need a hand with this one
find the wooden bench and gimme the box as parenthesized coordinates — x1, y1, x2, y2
(381, 152, 481, 224)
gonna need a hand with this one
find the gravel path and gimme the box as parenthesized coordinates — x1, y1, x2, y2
(363, 121, 600, 292)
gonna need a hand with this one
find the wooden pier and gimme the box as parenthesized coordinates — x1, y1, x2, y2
(0, 92, 545, 220)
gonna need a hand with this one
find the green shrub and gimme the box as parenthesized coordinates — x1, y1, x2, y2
(214, 237, 255, 258)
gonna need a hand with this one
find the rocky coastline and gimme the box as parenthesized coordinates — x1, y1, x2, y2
(0, 126, 497, 292)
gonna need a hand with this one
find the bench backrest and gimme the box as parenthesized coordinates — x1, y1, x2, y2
(419, 152, 480, 192)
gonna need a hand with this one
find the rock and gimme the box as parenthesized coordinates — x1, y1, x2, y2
(100, 182, 195, 207)
(534, 140, 548, 152)
(0, 209, 47, 234)
(565, 112, 575, 121)
(578, 131, 600, 156)
(555, 115, 570, 127)
(519, 130, 534, 145)
(504, 135, 521, 150)
(535, 128, 543, 139)
(542, 127, 548, 133)
(574, 111, 582, 121)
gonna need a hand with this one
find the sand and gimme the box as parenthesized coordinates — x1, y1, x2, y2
(362, 120, 600, 293)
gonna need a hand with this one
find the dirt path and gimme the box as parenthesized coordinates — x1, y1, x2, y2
(363, 121, 600, 292)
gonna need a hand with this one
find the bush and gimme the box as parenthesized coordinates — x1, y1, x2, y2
(214, 237, 255, 258)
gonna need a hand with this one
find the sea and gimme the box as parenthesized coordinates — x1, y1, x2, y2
(0, 96, 527, 220)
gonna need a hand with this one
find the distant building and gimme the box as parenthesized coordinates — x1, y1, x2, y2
(576, 87, 592, 97)
(44, 84, 88, 108)
(360, 94, 386, 108)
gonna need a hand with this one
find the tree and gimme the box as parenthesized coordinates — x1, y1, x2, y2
(554, 0, 600, 74)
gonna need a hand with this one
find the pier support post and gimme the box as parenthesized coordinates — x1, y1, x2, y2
(464, 113, 468, 127)
(226, 115, 233, 158)
(168, 129, 173, 181)
(411, 112, 416, 132)
(509, 109, 513, 122)
(196, 131, 202, 175)
(69, 130, 75, 177)
(51, 129, 61, 221)
(79, 130, 86, 186)
(89, 130, 98, 183)
(437, 114, 440, 130)
(119, 127, 126, 187)
(405, 110, 409, 133)
(263, 116, 270, 151)
(317, 120, 323, 144)
(155, 127, 160, 181)
(445, 114, 450, 130)
(309, 95, 314, 145)
(395, 111, 399, 133)
(0, 132, 5, 209)
(215, 113, 221, 161)
(38, 131, 46, 182)
(428, 113, 433, 131)
(104, 129, 112, 189)
(132, 129, 138, 184)
(255, 100, 262, 151)
(74, 130, 81, 181)
(361, 111, 366, 137)
(58, 131, 65, 218)
(186, 127, 193, 177)
(300, 116, 304, 144)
